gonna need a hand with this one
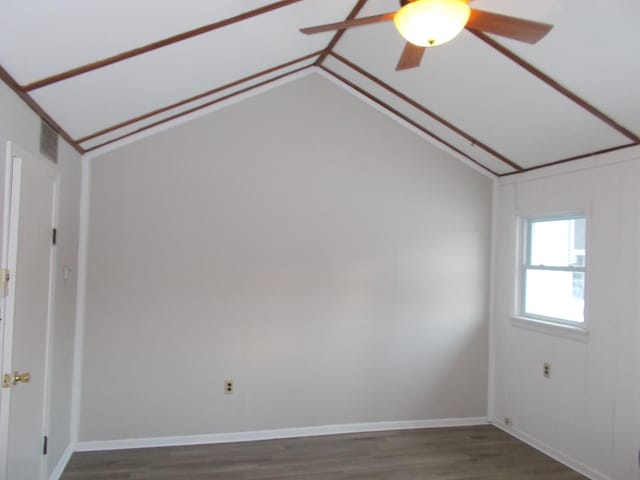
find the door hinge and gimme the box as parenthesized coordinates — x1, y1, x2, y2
(52, 228, 57, 245)
(43, 435, 48, 455)
(0, 268, 9, 297)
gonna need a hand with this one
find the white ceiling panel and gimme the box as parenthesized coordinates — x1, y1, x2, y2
(334, 20, 630, 168)
(477, 0, 640, 135)
(322, 58, 514, 175)
(80, 60, 317, 151)
(30, 1, 352, 139)
(1, 0, 637, 173)
(0, 0, 280, 84)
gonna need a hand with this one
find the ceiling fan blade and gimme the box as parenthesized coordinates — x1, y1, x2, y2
(466, 9, 553, 44)
(300, 12, 396, 35)
(396, 42, 426, 71)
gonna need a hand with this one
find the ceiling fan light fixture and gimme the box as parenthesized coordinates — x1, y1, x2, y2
(393, 0, 471, 47)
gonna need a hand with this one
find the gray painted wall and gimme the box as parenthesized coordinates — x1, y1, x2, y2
(0, 81, 82, 475)
(80, 73, 492, 441)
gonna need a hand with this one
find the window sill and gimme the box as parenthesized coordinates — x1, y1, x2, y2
(511, 316, 589, 343)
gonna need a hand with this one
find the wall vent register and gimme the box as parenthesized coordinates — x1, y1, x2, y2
(39, 119, 58, 163)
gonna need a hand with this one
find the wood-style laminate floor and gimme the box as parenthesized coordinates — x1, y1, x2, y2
(61, 425, 587, 479)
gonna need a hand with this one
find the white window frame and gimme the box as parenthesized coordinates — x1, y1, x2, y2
(517, 212, 587, 329)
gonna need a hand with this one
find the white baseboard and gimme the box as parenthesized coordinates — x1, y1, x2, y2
(491, 420, 612, 480)
(48, 443, 74, 480)
(42, 418, 619, 480)
(75, 416, 489, 452)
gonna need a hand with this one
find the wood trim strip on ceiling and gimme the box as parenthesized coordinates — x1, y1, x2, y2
(315, 0, 369, 66)
(77, 51, 323, 144)
(499, 143, 637, 177)
(469, 30, 640, 144)
(320, 66, 499, 176)
(22, 0, 305, 92)
(84, 65, 312, 153)
(329, 52, 523, 171)
(0, 64, 84, 153)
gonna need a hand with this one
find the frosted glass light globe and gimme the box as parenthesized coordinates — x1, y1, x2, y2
(394, 0, 471, 47)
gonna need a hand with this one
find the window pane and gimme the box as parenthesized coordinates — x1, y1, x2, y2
(524, 269, 584, 323)
(529, 217, 586, 267)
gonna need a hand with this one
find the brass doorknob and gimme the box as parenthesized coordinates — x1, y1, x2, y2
(12, 371, 30, 385)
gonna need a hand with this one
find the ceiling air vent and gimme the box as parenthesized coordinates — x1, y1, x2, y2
(40, 120, 58, 163)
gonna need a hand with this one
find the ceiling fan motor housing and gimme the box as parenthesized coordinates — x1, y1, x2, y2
(300, 0, 553, 70)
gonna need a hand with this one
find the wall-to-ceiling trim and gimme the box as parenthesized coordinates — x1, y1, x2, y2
(497, 144, 640, 183)
(499, 143, 637, 177)
(79, 65, 499, 179)
(321, 66, 499, 176)
(21, 0, 305, 92)
(469, 30, 640, 144)
(83, 65, 312, 152)
(328, 52, 523, 172)
(0, 66, 84, 154)
(76, 51, 323, 145)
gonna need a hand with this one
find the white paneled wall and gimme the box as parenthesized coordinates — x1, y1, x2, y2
(491, 149, 640, 480)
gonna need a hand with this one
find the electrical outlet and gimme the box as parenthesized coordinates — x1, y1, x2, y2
(504, 417, 512, 426)
(224, 380, 234, 394)
(543, 362, 551, 378)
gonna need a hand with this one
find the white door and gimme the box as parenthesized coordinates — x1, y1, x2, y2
(0, 143, 58, 480)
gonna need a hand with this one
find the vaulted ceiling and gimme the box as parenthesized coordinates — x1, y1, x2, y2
(1, 0, 638, 175)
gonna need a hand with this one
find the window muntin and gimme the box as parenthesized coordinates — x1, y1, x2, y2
(520, 215, 586, 325)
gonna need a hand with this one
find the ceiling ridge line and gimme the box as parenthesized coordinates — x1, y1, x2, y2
(329, 52, 522, 171)
(499, 143, 637, 177)
(21, 0, 305, 92)
(0, 64, 84, 154)
(319, 65, 498, 176)
(83, 65, 313, 153)
(469, 30, 640, 144)
(77, 51, 323, 145)
(315, 0, 369, 67)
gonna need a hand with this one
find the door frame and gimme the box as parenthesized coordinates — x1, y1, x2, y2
(0, 141, 59, 480)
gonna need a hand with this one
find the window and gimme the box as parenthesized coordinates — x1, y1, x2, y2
(519, 214, 586, 325)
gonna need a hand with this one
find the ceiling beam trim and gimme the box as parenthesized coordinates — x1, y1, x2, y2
(321, 66, 499, 176)
(469, 30, 640, 144)
(77, 51, 323, 144)
(315, 0, 369, 67)
(22, 0, 305, 92)
(329, 52, 522, 171)
(0, 64, 84, 153)
(84, 65, 312, 153)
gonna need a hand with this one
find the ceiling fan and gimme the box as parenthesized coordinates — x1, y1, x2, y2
(300, 0, 553, 70)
